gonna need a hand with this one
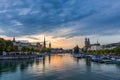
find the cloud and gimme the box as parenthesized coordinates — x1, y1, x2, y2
(0, 28, 4, 33)
(26, 36, 40, 40)
(0, 0, 119, 38)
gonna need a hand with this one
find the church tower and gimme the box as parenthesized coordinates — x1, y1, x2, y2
(87, 38, 90, 47)
(13, 36, 16, 42)
(84, 38, 91, 50)
(85, 38, 88, 47)
(49, 42, 51, 49)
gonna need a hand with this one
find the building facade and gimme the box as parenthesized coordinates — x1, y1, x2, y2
(12, 37, 42, 51)
(90, 44, 102, 50)
(84, 38, 102, 51)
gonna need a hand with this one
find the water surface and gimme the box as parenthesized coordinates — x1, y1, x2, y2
(0, 53, 120, 80)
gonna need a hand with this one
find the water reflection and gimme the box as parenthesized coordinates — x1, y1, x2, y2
(85, 58, 91, 66)
(0, 59, 33, 73)
(0, 60, 17, 73)
(0, 54, 120, 80)
(48, 54, 51, 64)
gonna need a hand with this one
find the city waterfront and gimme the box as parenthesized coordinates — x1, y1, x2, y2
(0, 53, 120, 80)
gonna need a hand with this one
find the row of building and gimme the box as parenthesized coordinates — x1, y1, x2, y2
(12, 36, 51, 51)
(84, 38, 119, 51)
(12, 36, 68, 53)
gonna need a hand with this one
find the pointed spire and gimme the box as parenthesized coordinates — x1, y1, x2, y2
(43, 35, 46, 48)
(97, 39, 99, 44)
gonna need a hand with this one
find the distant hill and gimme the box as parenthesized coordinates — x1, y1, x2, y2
(103, 42, 120, 47)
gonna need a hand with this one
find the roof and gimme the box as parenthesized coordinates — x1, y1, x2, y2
(90, 43, 100, 46)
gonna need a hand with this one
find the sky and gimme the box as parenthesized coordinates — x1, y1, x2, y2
(0, 0, 120, 49)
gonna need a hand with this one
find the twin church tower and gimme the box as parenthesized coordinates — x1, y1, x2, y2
(85, 38, 90, 48)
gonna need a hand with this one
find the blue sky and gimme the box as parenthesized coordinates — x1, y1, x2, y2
(0, 0, 120, 48)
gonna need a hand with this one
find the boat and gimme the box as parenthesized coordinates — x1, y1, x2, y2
(99, 56, 120, 64)
(90, 55, 100, 62)
(73, 45, 83, 58)
(85, 54, 120, 64)
(101, 59, 112, 64)
(114, 59, 120, 64)
(73, 53, 84, 58)
(91, 55, 111, 63)
(98, 56, 109, 63)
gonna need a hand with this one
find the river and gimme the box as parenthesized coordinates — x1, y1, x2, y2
(0, 53, 120, 80)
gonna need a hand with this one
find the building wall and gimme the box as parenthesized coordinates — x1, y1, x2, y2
(90, 45, 102, 50)
(13, 41, 42, 51)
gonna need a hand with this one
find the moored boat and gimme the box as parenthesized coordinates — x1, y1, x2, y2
(73, 45, 83, 58)
(73, 53, 84, 58)
(114, 59, 120, 64)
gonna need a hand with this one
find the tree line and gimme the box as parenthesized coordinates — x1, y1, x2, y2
(87, 46, 120, 55)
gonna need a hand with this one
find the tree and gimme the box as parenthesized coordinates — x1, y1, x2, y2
(114, 46, 120, 55)
(0, 38, 6, 51)
(30, 48, 34, 53)
(13, 46, 19, 52)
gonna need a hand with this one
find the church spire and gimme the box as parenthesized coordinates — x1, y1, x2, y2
(97, 39, 99, 44)
(43, 35, 46, 48)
